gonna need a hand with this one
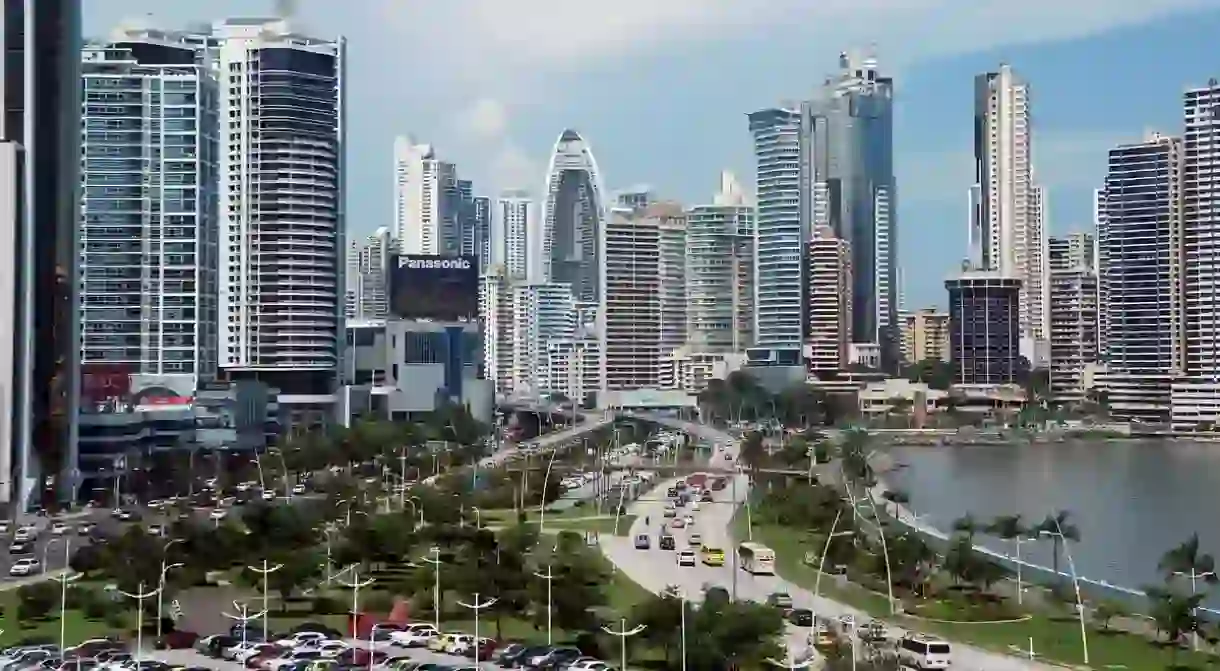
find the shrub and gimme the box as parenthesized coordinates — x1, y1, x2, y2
(311, 595, 341, 615)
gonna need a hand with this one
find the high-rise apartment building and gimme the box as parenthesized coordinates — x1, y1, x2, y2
(393, 135, 459, 257)
(615, 186, 655, 211)
(478, 266, 514, 394)
(600, 208, 660, 390)
(511, 282, 575, 394)
(471, 195, 491, 270)
(545, 337, 602, 404)
(79, 25, 219, 395)
(0, 0, 82, 506)
(497, 189, 533, 281)
(901, 309, 950, 364)
(946, 269, 1021, 385)
(344, 227, 394, 320)
(648, 203, 687, 361)
(456, 179, 488, 267)
(215, 18, 344, 398)
(804, 228, 852, 375)
(1047, 235, 1098, 402)
(747, 107, 801, 362)
(801, 50, 898, 364)
(969, 64, 1047, 357)
(541, 129, 607, 303)
(1099, 133, 1183, 376)
(1182, 81, 1220, 376)
(685, 172, 754, 353)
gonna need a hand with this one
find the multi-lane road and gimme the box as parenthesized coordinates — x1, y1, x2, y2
(599, 419, 1059, 671)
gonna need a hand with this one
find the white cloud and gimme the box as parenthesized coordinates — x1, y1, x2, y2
(456, 98, 510, 141)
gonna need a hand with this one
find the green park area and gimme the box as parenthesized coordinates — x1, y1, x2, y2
(733, 428, 1220, 670)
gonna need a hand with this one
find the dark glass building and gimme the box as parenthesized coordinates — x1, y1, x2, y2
(946, 270, 1021, 385)
(0, 0, 82, 508)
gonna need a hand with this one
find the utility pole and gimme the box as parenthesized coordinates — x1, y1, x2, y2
(455, 593, 498, 666)
(533, 565, 556, 644)
(601, 617, 646, 671)
(246, 559, 283, 641)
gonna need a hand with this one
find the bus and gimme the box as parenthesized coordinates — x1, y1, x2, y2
(737, 542, 776, 575)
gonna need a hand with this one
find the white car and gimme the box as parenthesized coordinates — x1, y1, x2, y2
(13, 526, 36, 542)
(389, 624, 439, 647)
(209, 509, 228, 521)
(676, 550, 696, 567)
(9, 558, 40, 576)
(49, 522, 69, 536)
(312, 641, 349, 658)
(265, 651, 322, 670)
(688, 532, 702, 546)
(274, 632, 328, 648)
(292, 484, 307, 495)
(229, 642, 275, 662)
(684, 515, 695, 527)
(568, 660, 610, 671)
(443, 633, 474, 654)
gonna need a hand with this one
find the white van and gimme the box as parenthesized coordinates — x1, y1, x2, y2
(897, 634, 951, 669)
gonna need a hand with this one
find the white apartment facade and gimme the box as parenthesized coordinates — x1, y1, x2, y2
(685, 172, 755, 354)
(215, 18, 344, 394)
(479, 267, 514, 394)
(600, 208, 661, 390)
(650, 203, 687, 369)
(344, 227, 394, 320)
(545, 337, 602, 404)
(805, 228, 852, 375)
(969, 64, 1047, 357)
(394, 135, 458, 257)
(511, 282, 576, 394)
(497, 189, 533, 281)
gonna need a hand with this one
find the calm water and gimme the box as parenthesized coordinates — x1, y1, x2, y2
(884, 440, 1220, 607)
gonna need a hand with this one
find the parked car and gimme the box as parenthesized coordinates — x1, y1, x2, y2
(389, 624, 439, 648)
(786, 609, 814, 627)
(766, 592, 793, 609)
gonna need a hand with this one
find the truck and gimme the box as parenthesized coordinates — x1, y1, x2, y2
(686, 473, 709, 491)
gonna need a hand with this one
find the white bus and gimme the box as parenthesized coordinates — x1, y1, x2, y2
(738, 542, 776, 575)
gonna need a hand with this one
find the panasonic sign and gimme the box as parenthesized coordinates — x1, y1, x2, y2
(404, 258, 472, 270)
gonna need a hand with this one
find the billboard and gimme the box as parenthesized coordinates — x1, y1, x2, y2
(81, 364, 132, 403)
(391, 255, 479, 321)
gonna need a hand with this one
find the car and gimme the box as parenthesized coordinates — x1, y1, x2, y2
(8, 541, 32, 555)
(700, 491, 714, 503)
(896, 635, 951, 670)
(210, 509, 228, 521)
(684, 515, 695, 527)
(724, 452, 732, 461)
(767, 592, 793, 609)
(147, 524, 165, 537)
(689, 501, 700, 511)
(292, 484, 307, 495)
(273, 632, 328, 648)
(676, 550, 696, 566)
(261, 491, 276, 502)
(77, 523, 96, 536)
(633, 534, 650, 550)
(50, 522, 69, 536)
(529, 646, 582, 670)
(13, 526, 36, 542)
(671, 518, 685, 529)
(687, 532, 702, 546)
(667, 487, 678, 498)
(700, 546, 724, 566)
(491, 643, 526, 667)
(567, 660, 609, 671)
(389, 624, 439, 648)
(9, 558, 40, 576)
(858, 620, 889, 643)
(662, 507, 676, 519)
(787, 608, 814, 626)
(659, 535, 675, 550)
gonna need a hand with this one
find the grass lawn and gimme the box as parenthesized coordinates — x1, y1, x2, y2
(534, 516, 637, 537)
(480, 504, 611, 524)
(0, 590, 133, 647)
(738, 517, 1219, 669)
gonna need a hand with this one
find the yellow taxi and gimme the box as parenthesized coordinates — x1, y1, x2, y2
(700, 545, 725, 566)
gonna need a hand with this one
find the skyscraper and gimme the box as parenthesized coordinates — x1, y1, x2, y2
(685, 172, 754, 354)
(344, 227, 394, 320)
(801, 50, 898, 364)
(1099, 133, 1183, 376)
(600, 208, 660, 391)
(471, 195, 492, 270)
(0, 0, 82, 507)
(79, 23, 219, 396)
(394, 135, 459, 257)
(969, 64, 1047, 358)
(541, 129, 608, 303)
(511, 282, 575, 394)
(805, 228, 853, 375)
(1047, 234, 1098, 403)
(747, 107, 801, 361)
(1182, 81, 1220, 377)
(215, 17, 344, 398)
(946, 270, 1021, 385)
(497, 189, 533, 281)
(648, 203, 687, 361)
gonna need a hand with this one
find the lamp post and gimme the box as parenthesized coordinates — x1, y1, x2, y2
(456, 593, 498, 666)
(536, 443, 561, 535)
(247, 559, 283, 640)
(118, 582, 162, 665)
(338, 568, 376, 668)
(322, 524, 339, 586)
(419, 547, 443, 631)
(1040, 524, 1089, 665)
(157, 538, 183, 639)
(533, 564, 555, 644)
(397, 446, 409, 512)
(601, 618, 646, 671)
(51, 543, 80, 651)
(221, 601, 266, 654)
(470, 506, 482, 529)
(814, 509, 856, 619)
(1173, 569, 1215, 651)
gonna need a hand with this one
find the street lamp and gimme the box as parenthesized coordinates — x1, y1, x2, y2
(247, 559, 283, 640)
(408, 496, 424, 530)
(418, 547, 443, 631)
(536, 443, 561, 535)
(1173, 569, 1215, 651)
(455, 593, 498, 666)
(1040, 525, 1089, 665)
(814, 509, 856, 617)
(157, 538, 184, 639)
(51, 543, 81, 651)
(600, 617, 646, 671)
(118, 583, 162, 666)
(221, 601, 266, 653)
(338, 567, 375, 665)
(533, 564, 555, 644)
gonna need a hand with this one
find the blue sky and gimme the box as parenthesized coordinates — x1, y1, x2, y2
(85, 0, 1220, 307)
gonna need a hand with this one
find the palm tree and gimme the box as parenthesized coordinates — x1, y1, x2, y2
(952, 514, 982, 545)
(1159, 534, 1219, 586)
(1035, 510, 1080, 577)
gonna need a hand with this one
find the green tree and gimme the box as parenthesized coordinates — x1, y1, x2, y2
(685, 588, 784, 671)
(1093, 600, 1127, 632)
(99, 526, 164, 591)
(738, 432, 765, 473)
(258, 552, 322, 611)
(951, 514, 983, 545)
(902, 358, 954, 390)
(630, 594, 685, 666)
(1034, 510, 1080, 577)
(16, 582, 56, 623)
(1147, 586, 1203, 648)
(1158, 533, 1219, 591)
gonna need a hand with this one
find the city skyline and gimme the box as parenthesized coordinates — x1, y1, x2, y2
(82, 0, 1220, 309)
